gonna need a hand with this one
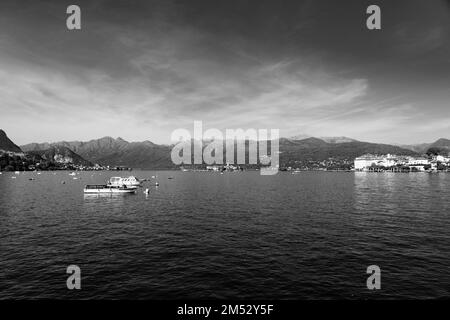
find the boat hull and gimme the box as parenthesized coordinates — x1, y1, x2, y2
(84, 188, 136, 194)
(83, 184, 137, 194)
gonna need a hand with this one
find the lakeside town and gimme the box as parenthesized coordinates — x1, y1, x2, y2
(278, 154, 450, 172)
(353, 154, 450, 172)
(2, 149, 450, 173)
(181, 153, 450, 173)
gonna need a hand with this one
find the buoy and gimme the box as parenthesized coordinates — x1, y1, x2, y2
(155, 182, 159, 186)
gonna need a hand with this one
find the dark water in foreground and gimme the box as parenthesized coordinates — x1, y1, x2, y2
(0, 170, 449, 299)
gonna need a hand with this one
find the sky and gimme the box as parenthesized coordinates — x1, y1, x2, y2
(0, 0, 449, 145)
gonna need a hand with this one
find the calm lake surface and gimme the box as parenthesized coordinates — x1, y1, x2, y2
(0, 170, 449, 299)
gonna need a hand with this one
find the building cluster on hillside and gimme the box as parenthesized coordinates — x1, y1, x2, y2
(354, 154, 450, 172)
(0, 149, 133, 171)
(205, 164, 243, 172)
(282, 158, 353, 171)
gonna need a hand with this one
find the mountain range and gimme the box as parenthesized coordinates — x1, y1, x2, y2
(0, 127, 443, 169)
(21, 137, 174, 169)
(20, 135, 425, 169)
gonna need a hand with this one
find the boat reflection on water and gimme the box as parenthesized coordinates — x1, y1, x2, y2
(82, 192, 137, 210)
(83, 193, 137, 199)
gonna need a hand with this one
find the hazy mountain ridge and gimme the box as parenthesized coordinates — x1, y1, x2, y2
(288, 135, 357, 143)
(398, 143, 432, 153)
(397, 138, 450, 154)
(429, 138, 450, 149)
(319, 136, 357, 144)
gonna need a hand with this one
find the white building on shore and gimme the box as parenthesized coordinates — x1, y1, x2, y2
(354, 154, 436, 171)
(407, 157, 430, 166)
(354, 154, 399, 170)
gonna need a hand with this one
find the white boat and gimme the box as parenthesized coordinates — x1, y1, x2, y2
(108, 176, 141, 187)
(69, 172, 76, 176)
(83, 184, 137, 194)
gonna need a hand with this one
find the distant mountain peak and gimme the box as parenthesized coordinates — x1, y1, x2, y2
(289, 134, 311, 140)
(98, 136, 116, 142)
(0, 129, 22, 153)
(433, 138, 450, 145)
(319, 136, 357, 144)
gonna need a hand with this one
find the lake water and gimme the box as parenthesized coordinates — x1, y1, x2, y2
(0, 170, 449, 299)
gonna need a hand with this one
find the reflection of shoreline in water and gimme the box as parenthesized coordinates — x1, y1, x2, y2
(354, 171, 446, 214)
